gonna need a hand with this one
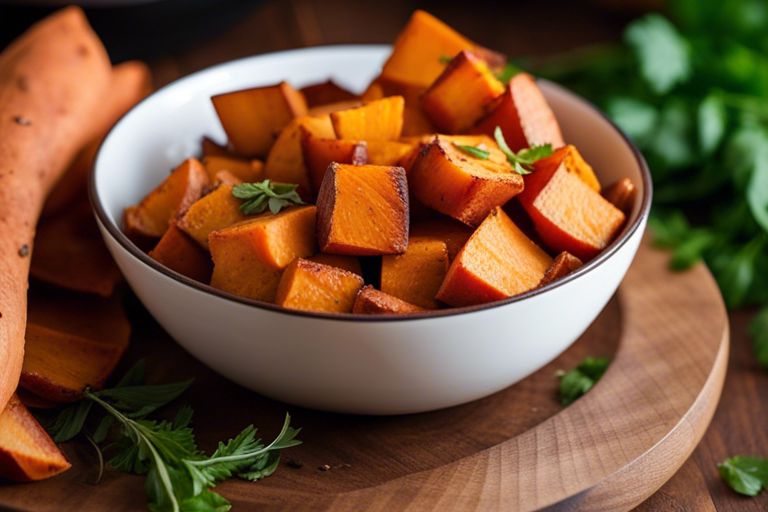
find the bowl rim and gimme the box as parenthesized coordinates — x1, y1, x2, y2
(90, 44, 653, 323)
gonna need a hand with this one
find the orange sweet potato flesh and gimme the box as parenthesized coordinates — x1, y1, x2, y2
(422, 51, 504, 133)
(538, 251, 583, 287)
(209, 206, 317, 302)
(300, 80, 357, 107)
(212, 81, 308, 158)
(603, 177, 637, 215)
(472, 73, 565, 151)
(317, 163, 409, 255)
(201, 136, 232, 157)
(519, 159, 626, 261)
(203, 155, 264, 183)
(352, 285, 425, 314)
(536, 145, 601, 192)
(331, 96, 404, 141)
(0, 394, 70, 481)
(275, 259, 364, 313)
(402, 134, 509, 165)
(308, 253, 362, 276)
(437, 207, 552, 306)
(410, 217, 472, 261)
(366, 140, 416, 166)
(149, 223, 213, 282)
(176, 183, 246, 250)
(381, 238, 449, 309)
(124, 158, 209, 239)
(308, 100, 363, 116)
(409, 137, 523, 226)
(300, 128, 368, 192)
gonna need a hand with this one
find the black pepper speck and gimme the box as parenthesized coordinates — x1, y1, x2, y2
(18, 244, 29, 257)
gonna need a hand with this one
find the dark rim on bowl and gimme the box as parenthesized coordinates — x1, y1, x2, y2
(89, 45, 653, 323)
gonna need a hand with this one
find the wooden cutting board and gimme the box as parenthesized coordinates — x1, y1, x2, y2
(0, 239, 729, 511)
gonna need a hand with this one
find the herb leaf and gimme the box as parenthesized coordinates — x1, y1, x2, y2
(453, 143, 490, 160)
(718, 456, 768, 496)
(751, 307, 768, 369)
(557, 357, 610, 405)
(232, 180, 305, 215)
(625, 14, 691, 95)
(494, 126, 553, 175)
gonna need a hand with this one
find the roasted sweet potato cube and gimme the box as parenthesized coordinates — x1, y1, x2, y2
(211, 170, 243, 187)
(209, 206, 317, 302)
(535, 145, 601, 192)
(203, 155, 264, 183)
(124, 158, 209, 239)
(275, 259, 364, 313)
(300, 80, 357, 107)
(381, 238, 449, 309)
(149, 223, 213, 282)
(300, 127, 368, 192)
(352, 285, 425, 314)
(366, 140, 416, 166)
(177, 183, 247, 249)
(0, 395, 71, 481)
(308, 253, 363, 276)
(519, 158, 626, 261)
(421, 51, 505, 133)
(538, 251, 583, 287)
(201, 136, 232, 157)
(403, 106, 435, 136)
(331, 96, 404, 141)
(211, 81, 308, 157)
(410, 137, 523, 226)
(410, 217, 472, 261)
(472, 72, 565, 151)
(603, 177, 637, 214)
(317, 163, 409, 255)
(403, 134, 509, 165)
(308, 100, 363, 116)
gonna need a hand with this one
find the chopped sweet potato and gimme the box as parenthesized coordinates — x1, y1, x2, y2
(535, 145, 601, 192)
(0, 394, 70, 481)
(538, 251, 583, 287)
(366, 140, 416, 166)
(519, 159, 626, 261)
(300, 127, 368, 193)
(203, 155, 264, 183)
(275, 259, 364, 313)
(410, 217, 472, 260)
(362, 80, 384, 101)
(211, 81, 308, 157)
(603, 177, 637, 214)
(149, 223, 213, 282)
(421, 50, 505, 133)
(300, 80, 357, 107)
(317, 163, 409, 255)
(374, 76, 426, 106)
(403, 134, 508, 165)
(209, 206, 317, 302)
(403, 106, 436, 136)
(352, 286, 425, 314)
(124, 158, 209, 239)
(409, 137, 523, 226)
(381, 238, 449, 308)
(176, 183, 247, 249)
(307, 100, 363, 116)
(330, 96, 404, 141)
(437, 207, 552, 306)
(472, 72, 565, 151)
(201, 136, 232, 157)
(308, 253, 363, 276)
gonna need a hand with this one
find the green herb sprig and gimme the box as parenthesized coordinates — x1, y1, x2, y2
(453, 143, 490, 160)
(494, 126, 553, 175)
(232, 180, 305, 215)
(556, 356, 610, 405)
(718, 456, 768, 496)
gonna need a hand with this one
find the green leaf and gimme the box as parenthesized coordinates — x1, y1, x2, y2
(669, 229, 715, 270)
(625, 14, 691, 94)
(232, 180, 305, 216)
(558, 357, 610, 405)
(495, 61, 522, 83)
(718, 456, 768, 496)
(716, 237, 765, 308)
(48, 400, 94, 442)
(453, 143, 490, 160)
(750, 307, 768, 369)
(494, 126, 553, 175)
(179, 490, 231, 512)
(95, 380, 193, 418)
(747, 157, 768, 233)
(698, 94, 727, 155)
(605, 97, 658, 144)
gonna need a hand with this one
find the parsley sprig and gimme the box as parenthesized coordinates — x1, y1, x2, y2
(719, 456, 768, 497)
(493, 126, 553, 175)
(556, 356, 610, 405)
(232, 180, 305, 215)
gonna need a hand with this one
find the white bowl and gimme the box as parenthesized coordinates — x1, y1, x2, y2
(91, 45, 651, 415)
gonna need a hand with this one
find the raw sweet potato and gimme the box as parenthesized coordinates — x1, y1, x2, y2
(317, 163, 409, 255)
(300, 127, 368, 192)
(149, 223, 213, 282)
(381, 238, 449, 309)
(209, 206, 317, 302)
(0, 394, 70, 481)
(603, 177, 637, 214)
(203, 155, 264, 183)
(275, 259, 364, 313)
(535, 145, 601, 192)
(352, 286, 425, 314)
(421, 51, 505, 133)
(300, 80, 357, 107)
(472, 72, 565, 151)
(0, 6, 111, 413)
(519, 157, 626, 261)
(409, 137, 523, 226)
(307, 100, 363, 116)
(410, 217, 472, 260)
(211, 81, 308, 157)
(538, 251, 583, 287)
(308, 253, 363, 276)
(437, 207, 552, 306)
(330, 96, 405, 141)
(124, 158, 209, 239)
(366, 140, 416, 166)
(201, 136, 232, 157)
(176, 183, 246, 249)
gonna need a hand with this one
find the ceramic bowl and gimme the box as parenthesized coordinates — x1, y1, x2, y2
(91, 45, 651, 414)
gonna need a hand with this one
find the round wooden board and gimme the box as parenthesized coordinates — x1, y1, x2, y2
(0, 238, 729, 512)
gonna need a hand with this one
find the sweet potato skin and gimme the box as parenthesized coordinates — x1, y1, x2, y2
(352, 285, 425, 314)
(275, 259, 364, 313)
(330, 96, 405, 141)
(381, 238, 449, 309)
(149, 223, 213, 282)
(538, 251, 584, 287)
(176, 183, 247, 249)
(603, 177, 637, 214)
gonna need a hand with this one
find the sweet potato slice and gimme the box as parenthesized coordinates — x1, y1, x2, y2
(308, 253, 362, 276)
(437, 207, 552, 306)
(422, 51, 504, 133)
(410, 217, 472, 261)
(209, 206, 317, 302)
(331, 96, 404, 141)
(602, 177, 637, 214)
(0, 394, 70, 481)
(472, 72, 565, 151)
(352, 285, 425, 314)
(275, 259, 364, 313)
(366, 140, 416, 166)
(300, 80, 357, 107)
(519, 158, 626, 261)
(409, 137, 523, 226)
(317, 163, 409, 255)
(212, 81, 308, 157)
(149, 223, 213, 282)
(203, 155, 264, 184)
(538, 251, 583, 287)
(536, 145, 601, 192)
(381, 238, 449, 309)
(124, 158, 209, 239)
(299, 127, 368, 193)
(176, 183, 247, 250)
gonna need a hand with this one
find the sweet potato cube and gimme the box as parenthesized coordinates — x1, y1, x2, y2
(203, 155, 264, 183)
(211, 170, 243, 187)
(539, 251, 584, 287)
(300, 80, 357, 107)
(275, 259, 364, 313)
(149, 223, 213, 282)
(209, 206, 317, 302)
(331, 96, 404, 141)
(519, 159, 626, 261)
(352, 285, 425, 314)
(177, 183, 247, 249)
(308, 100, 363, 116)
(437, 207, 552, 306)
(211, 82, 308, 157)
(603, 177, 637, 214)
(536, 145, 601, 192)
(472, 72, 565, 151)
(317, 163, 409, 255)
(410, 137, 523, 226)
(403, 106, 435, 136)
(300, 127, 368, 192)
(0, 395, 70, 481)
(366, 140, 416, 166)
(403, 134, 509, 165)
(201, 136, 232, 157)
(124, 158, 209, 239)
(381, 238, 449, 309)
(308, 253, 363, 276)
(410, 217, 472, 261)
(422, 51, 505, 133)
